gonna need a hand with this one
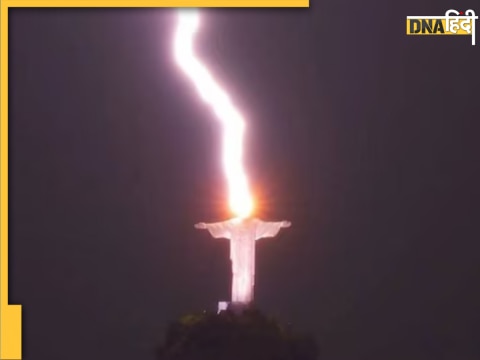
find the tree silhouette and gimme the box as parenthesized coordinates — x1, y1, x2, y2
(157, 308, 319, 360)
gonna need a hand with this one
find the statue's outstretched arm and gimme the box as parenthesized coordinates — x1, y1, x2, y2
(255, 220, 291, 240)
(194, 221, 231, 239)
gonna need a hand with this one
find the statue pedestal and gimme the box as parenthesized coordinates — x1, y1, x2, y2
(217, 301, 251, 314)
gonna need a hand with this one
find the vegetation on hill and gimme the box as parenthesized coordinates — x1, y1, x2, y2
(157, 308, 319, 360)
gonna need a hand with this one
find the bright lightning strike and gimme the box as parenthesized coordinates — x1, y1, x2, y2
(174, 10, 254, 219)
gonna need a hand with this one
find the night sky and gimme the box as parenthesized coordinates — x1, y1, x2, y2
(8, 1, 480, 360)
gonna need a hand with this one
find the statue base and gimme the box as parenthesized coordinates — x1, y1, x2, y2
(217, 301, 251, 314)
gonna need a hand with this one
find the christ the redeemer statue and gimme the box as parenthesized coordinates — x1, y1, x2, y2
(195, 217, 291, 304)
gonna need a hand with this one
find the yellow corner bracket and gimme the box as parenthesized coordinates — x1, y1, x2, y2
(1, 2, 22, 359)
(0, 0, 308, 358)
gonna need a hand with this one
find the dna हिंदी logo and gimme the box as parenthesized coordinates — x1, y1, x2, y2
(406, 9, 478, 45)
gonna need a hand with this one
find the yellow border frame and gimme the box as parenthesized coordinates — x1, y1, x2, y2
(0, 0, 308, 359)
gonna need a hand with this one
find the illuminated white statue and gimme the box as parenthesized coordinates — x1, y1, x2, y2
(195, 218, 291, 304)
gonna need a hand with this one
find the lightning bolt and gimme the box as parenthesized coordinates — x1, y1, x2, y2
(174, 10, 254, 218)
